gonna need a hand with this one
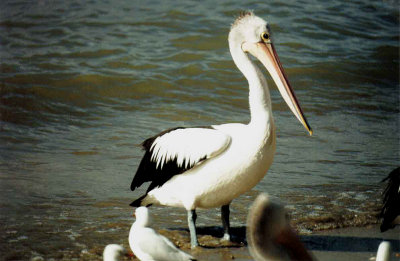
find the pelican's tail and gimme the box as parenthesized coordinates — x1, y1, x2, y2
(130, 194, 146, 207)
(130, 194, 153, 207)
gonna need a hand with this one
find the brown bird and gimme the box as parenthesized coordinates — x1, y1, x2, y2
(247, 193, 314, 261)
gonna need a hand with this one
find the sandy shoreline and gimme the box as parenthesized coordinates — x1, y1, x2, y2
(24, 224, 399, 260)
(307, 225, 400, 261)
(122, 225, 400, 261)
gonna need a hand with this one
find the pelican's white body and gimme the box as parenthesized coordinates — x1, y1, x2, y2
(143, 122, 276, 210)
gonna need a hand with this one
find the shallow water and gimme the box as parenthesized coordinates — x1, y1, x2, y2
(0, 0, 399, 260)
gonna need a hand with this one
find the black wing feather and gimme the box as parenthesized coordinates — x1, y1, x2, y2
(130, 127, 191, 192)
(380, 167, 400, 232)
(130, 126, 219, 207)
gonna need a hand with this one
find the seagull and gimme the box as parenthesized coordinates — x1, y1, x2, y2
(130, 11, 312, 248)
(247, 193, 314, 261)
(375, 241, 392, 261)
(103, 244, 127, 261)
(380, 167, 400, 232)
(129, 207, 196, 261)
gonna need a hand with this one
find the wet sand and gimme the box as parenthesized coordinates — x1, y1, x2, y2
(164, 225, 400, 261)
(165, 225, 400, 261)
(308, 225, 400, 261)
(53, 225, 399, 261)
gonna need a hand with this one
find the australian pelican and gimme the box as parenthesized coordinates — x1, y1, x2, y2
(130, 11, 312, 248)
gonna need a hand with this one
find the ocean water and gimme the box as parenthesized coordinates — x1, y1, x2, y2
(0, 0, 398, 260)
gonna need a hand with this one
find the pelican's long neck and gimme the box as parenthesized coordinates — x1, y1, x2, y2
(230, 44, 273, 130)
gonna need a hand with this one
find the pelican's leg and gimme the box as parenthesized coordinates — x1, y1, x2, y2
(221, 204, 231, 241)
(187, 209, 199, 248)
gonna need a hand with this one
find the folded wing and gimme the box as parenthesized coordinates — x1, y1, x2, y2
(131, 127, 231, 192)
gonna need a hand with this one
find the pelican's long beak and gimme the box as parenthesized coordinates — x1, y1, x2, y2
(242, 41, 313, 135)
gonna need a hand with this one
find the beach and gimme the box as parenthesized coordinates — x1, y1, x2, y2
(309, 226, 400, 261)
(26, 224, 399, 260)
(1, 1, 398, 260)
(168, 225, 400, 261)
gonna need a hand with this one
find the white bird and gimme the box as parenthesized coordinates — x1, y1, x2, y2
(247, 193, 314, 261)
(103, 244, 127, 261)
(375, 241, 392, 261)
(129, 207, 196, 261)
(130, 11, 312, 248)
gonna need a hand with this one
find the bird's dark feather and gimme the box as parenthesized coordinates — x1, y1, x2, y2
(130, 126, 212, 206)
(130, 127, 186, 191)
(380, 167, 400, 232)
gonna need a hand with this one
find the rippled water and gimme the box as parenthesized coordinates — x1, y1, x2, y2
(0, 0, 399, 260)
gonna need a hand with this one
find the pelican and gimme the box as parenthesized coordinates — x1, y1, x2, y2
(129, 207, 196, 261)
(130, 11, 312, 248)
(247, 193, 314, 261)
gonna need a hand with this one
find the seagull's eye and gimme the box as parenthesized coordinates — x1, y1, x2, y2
(261, 32, 270, 41)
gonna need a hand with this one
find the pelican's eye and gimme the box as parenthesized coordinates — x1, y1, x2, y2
(261, 32, 270, 42)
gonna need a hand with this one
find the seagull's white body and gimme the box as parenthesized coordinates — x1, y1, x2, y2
(103, 244, 126, 261)
(130, 11, 312, 247)
(129, 207, 195, 261)
(376, 241, 392, 261)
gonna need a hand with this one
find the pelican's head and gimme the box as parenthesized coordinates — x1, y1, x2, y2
(134, 206, 152, 227)
(229, 11, 312, 135)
